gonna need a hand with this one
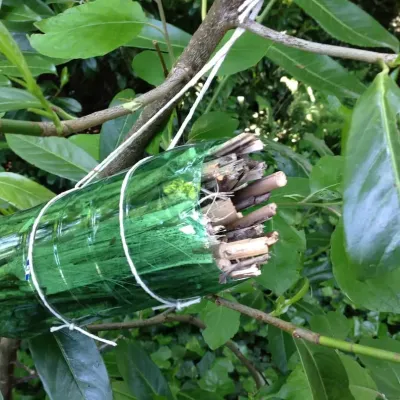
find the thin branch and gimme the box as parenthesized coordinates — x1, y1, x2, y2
(256, 0, 278, 23)
(154, 0, 175, 64)
(88, 312, 266, 389)
(204, 75, 230, 113)
(153, 40, 169, 78)
(214, 297, 400, 363)
(241, 20, 398, 64)
(0, 71, 187, 137)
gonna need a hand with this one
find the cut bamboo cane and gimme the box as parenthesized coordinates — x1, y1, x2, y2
(226, 203, 277, 231)
(233, 172, 287, 203)
(214, 237, 271, 260)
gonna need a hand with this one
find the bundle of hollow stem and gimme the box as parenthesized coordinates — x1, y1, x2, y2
(0, 133, 286, 338)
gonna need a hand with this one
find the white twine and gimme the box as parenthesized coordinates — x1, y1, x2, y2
(25, 0, 263, 345)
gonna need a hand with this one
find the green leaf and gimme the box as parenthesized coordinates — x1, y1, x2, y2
(268, 324, 296, 374)
(295, 340, 353, 400)
(309, 311, 350, 340)
(217, 31, 270, 76)
(0, 389, 3, 400)
(338, 353, 380, 400)
(270, 177, 310, 205)
(276, 365, 313, 400)
(265, 44, 365, 100)
(177, 389, 224, 400)
(0, 52, 56, 76)
(116, 340, 173, 400)
(29, 331, 113, 400)
(303, 133, 334, 157)
(0, 87, 41, 112)
(265, 139, 312, 177)
(337, 72, 400, 312)
(189, 111, 239, 142)
(127, 18, 191, 52)
(257, 214, 306, 294)
(0, 75, 11, 86)
(69, 134, 100, 161)
(112, 381, 137, 400)
(30, 0, 146, 59)
(309, 155, 344, 199)
(6, 134, 97, 181)
(294, 0, 399, 52)
(100, 89, 139, 160)
(332, 222, 400, 312)
(202, 302, 240, 350)
(0, 172, 54, 209)
(358, 338, 400, 399)
(0, 21, 37, 88)
(132, 50, 172, 86)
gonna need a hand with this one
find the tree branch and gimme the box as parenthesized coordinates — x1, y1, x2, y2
(214, 297, 400, 364)
(0, 72, 186, 137)
(101, 0, 243, 176)
(88, 312, 266, 389)
(0, 338, 19, 400)
(241, 20, 398, 64)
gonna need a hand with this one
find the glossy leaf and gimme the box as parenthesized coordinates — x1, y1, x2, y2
(0, 21, 37, 88)
(0, 172, 54, 209)
(202, 302, 240, 350)
(177, 389, 224, 400)
(127, 18, 191, 52)
(100, 89, 139, 160)
(338, 72, 400, 311)
(217, 31, 270, 76)
(309, 155, 344, 199)
(276, 365, 313, 400)
(270, 177, 311, 205)
(338, 353, 380, 400)
(189, 111, 239, 142)
(0, 87, 41, 112)
(303, 133, 334, 157)
(132, 50, 172, 86)
(265, 139, 312, 177)
(29, 331, 113, 400)
(112, 381, 135, 400)
(332, 222, 400, 312)
(268, 324, 296, 374)
(6, 134, 97, 181)
(265, 44, 365, 100)
(30, 0, 146, 59)
(294, 0, 399, 52)
(116, 340, 174, 400)
(0, 52, 56, 76)
(296, 340, 353, 400)
(258, 214, 306, 294)
(310, 311, 351, 340)
(69, 134, 100, 161)
(358, 338, 400, 399)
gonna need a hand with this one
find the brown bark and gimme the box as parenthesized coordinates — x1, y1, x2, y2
(0, 338, 19, 400)
(101, 0, 244, 176)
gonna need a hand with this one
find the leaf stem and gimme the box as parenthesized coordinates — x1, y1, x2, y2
(154, 0, 175, 64)
(204, 76, 230, 114)
(256, 0, 278, 23)
(201, 0, 207, 20)
(214, 297, 400, 364)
